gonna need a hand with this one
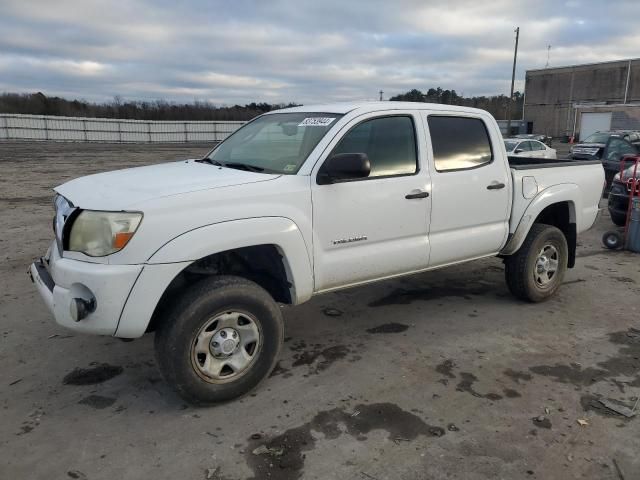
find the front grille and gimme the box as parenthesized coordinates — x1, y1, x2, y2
(53, 194, 75, 253)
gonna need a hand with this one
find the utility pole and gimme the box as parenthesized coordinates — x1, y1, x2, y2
(379, 90, 384, 101)
(506, 27, 519, 137)
(545, 45, 551, 68)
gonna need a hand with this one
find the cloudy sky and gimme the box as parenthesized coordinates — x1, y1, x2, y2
(0, 0, 638, 105)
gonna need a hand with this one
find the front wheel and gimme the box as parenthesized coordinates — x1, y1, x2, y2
(505, 224, 568, 302)
(154, 276, 284, 405)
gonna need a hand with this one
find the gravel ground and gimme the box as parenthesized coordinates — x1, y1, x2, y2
(0, 141, 638, 480)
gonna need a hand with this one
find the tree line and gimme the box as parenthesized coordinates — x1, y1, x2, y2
(0, 88, 524, 121)
(0, 92, 297, 121)
(389, 88, 524, 120)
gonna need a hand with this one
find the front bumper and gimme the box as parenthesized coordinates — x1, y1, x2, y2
(29, 241, 143, 336)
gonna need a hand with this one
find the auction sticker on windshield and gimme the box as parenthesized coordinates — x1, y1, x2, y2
(299, 117, 336, 127)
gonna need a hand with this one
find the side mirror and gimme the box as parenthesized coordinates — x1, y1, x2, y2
(317, 153, 371, 184)
(514, 148, 523, 154)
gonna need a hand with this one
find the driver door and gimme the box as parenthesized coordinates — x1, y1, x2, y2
(311, 113, 431, 292)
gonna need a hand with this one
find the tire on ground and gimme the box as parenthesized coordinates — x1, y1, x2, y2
(154, 275, 284, 405)
(610, 212, 627, 227)
(505, 223, 568, 302)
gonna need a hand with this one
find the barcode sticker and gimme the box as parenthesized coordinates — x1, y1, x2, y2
(298, 117, 336, 127)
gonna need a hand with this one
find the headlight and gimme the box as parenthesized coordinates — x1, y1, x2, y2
(68, 211, 142, 256)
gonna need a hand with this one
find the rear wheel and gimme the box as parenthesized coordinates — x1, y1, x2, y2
(154, 276, 284, 405)
(505, 224, 568, 302)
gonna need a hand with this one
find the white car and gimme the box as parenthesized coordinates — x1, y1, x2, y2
(30, 102, 604, 404)
(505, 138, 557, 159)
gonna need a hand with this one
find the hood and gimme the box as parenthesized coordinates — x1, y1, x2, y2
(571, 143, 605, 158)
(55, 159, 280, 210)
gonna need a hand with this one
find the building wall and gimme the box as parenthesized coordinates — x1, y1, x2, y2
(524, 58, 640, 137)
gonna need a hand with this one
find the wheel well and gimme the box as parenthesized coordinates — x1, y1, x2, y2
(146, 244, 292, 333)
(533, 202, 577, 268)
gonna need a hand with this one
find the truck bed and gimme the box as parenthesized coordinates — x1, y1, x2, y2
(508, 157, 604, 241)
(508, 156, 602, 170)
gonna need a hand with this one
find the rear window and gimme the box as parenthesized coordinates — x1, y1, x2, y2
(428, 116, 493, 172)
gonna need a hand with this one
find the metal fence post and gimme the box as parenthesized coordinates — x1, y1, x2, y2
(44, 116, 49, 141)
(213, 122, 217, 142)
(184, 122, 188, 143)
(83, 119, 88, 141)
(1, 115, 8, 140)
(148, 122, 152, 143)
(118, 120, 122, 143)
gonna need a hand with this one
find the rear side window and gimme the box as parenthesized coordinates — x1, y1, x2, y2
(519, 141, 532, 152)
(428, 116, 493, 172)
(532, 141, 545, 151)
(331, 116, 417, 177)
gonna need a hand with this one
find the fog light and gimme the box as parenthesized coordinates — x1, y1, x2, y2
(70, 297, 96, 322)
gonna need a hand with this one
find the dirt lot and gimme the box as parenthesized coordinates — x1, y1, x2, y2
(1, 141, 639, 480)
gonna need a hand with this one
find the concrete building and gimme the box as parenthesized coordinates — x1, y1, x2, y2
(524, 58, 640, 139)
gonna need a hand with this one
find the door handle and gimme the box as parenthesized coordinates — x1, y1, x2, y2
(405, 190, 429, 199)
(486, 182, 506, 190)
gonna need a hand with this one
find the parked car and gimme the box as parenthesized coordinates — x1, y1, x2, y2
(513, 133, 553, 146)
(505, 138, 557, 159)
(608, 163, 640, 226)
(30, 102, 605, 404)
(570, 131, 640, 186)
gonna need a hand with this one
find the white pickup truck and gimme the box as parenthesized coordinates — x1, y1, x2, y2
(30, 102, 604, 404)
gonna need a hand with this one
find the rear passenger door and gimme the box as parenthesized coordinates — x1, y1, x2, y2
(423, 113, 511, 266)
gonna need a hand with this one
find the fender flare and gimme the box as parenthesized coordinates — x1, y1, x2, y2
(148, 216, 314, 303)
(115, 217, 313, 338)
(501, 184, 579, 255)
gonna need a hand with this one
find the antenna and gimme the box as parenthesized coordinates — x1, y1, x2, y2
(379, 90, 384, 101)
(545, 45, 551, 68)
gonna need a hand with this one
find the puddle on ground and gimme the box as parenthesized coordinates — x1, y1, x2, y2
(366, 322, 409, 334)
(63, 364, 123, 385)
(528, 329, 640, 391)
(368, 281, 497, 307)
(78, 395, 116, 409)
(245, 403, 445, 480)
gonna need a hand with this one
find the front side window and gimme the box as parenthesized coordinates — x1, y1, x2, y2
(330, 116, 417, 177)
(207, 112, 342, 174)
(428, 116, 493, 172)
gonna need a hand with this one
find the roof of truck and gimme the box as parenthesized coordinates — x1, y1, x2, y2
(271, 101, 489, 116)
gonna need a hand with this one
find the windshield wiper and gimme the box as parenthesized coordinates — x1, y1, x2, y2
(223, 162, 265, 173)
(196, 157, 223, 166)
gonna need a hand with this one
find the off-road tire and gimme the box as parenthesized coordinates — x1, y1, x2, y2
(505, 223, 568, 302)
(154, 275, 284, 405)
(610, 212, 627, 227)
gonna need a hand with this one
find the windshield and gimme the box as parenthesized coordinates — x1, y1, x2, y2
(583, 132, 609, 144)
(206, 112, 342, 174)
(504, 140, 518, 152)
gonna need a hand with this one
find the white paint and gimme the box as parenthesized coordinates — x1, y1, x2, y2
(29, 101, 605, 338)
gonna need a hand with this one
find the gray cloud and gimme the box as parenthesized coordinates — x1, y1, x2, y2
(0, 0, 638, 104)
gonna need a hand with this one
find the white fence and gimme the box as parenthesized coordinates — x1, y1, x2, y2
(0, 114, 245, 143)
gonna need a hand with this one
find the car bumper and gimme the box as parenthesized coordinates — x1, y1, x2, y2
(29, 241, 143, 336)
